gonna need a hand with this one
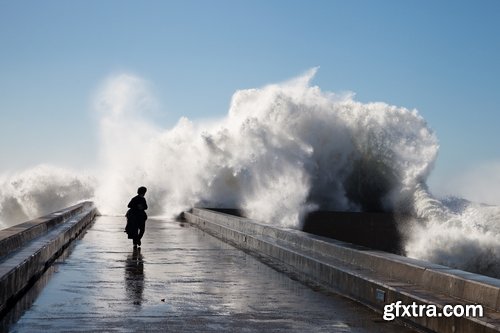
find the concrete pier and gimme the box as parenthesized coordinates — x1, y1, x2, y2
(3, 204, 500, 332)
(184, 208, 500, 333)
(0, 202, 97, 316)
(1, 215, 414, 332)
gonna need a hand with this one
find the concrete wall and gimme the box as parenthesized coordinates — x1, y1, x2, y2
(184, 208, 500, 333)
(0, 202, 98, 315)
(302, 210, 403, 253)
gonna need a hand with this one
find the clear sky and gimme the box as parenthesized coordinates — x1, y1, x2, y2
(0, 0, 499, 200)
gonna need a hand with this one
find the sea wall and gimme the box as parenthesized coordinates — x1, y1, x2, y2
(0, 202, 98, 315)
(184, 208, 500, 333)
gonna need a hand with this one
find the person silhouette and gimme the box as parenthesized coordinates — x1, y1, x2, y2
(125, 186, 148, 247)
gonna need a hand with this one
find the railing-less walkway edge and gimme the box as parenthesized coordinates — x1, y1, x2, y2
(184, 208, 500, 333)
(0, 202, 98, 315)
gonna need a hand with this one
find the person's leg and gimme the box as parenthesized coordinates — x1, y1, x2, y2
(133, 228, 138, 246)
(137, 220, 146, 246)
(130, 219, 139, 246)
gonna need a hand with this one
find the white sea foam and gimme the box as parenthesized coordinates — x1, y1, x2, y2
(0, 165, 94, 229)
(0, 69, 498, 277)
(405, 186, 500, 277)
(92, 68, 439, 227)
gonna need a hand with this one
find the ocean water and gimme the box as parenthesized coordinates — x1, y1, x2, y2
(1, 69, 498, 277)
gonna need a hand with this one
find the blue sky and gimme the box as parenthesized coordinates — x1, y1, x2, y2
(1, 0, 499, 200)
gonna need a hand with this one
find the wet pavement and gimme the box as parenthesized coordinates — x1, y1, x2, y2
(2, 216, 416, 332)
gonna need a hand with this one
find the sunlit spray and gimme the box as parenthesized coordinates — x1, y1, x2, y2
(0, 165, 94, 227)
(0, 69, 498, 277)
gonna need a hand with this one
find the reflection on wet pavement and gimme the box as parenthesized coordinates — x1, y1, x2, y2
(4, 216, 416, 332)
(125, 247, 144, 306)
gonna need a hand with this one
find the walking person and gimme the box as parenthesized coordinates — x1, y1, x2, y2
(125, 186, 148, 247)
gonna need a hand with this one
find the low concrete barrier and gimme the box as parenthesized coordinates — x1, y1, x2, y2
(0, 202, 94, 258)
(184, 208, 500, 333)
(0, 202, 98, 315)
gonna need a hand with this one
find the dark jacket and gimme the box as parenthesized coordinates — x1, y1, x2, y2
(126, 195, 148, 222)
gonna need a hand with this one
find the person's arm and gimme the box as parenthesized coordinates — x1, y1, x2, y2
(128, 196, 138, 209)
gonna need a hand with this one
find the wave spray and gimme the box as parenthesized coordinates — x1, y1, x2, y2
(0, 69, 498, 277)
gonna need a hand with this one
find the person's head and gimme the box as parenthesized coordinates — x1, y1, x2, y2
(137, 186, 147, 196)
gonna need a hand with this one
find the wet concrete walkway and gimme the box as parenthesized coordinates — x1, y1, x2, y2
(3, 216, 416, 332)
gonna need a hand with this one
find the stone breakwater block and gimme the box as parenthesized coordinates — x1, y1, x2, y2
(0, 203, 97, 315)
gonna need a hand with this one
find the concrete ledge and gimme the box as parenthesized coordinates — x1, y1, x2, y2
(0, 202, 94, 258)
(191, 208, 500, 310)
(0, 202, 98, 315)
(185, 208, 500, 333)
